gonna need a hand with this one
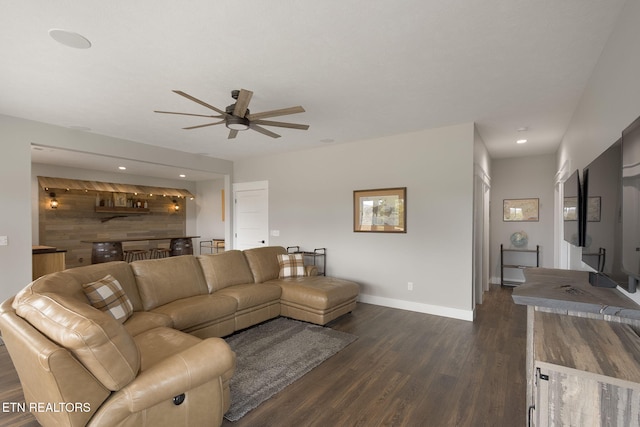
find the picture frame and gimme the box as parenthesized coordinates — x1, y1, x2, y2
(503, 198, 539, 222)
(587, 196, 601, 222)
(563, 197, 578, 221)
(354, 187, 406, 233)
(113, 192, 128, 207)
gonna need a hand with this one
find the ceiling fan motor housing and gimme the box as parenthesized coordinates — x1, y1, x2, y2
(225, 104, 249, 117)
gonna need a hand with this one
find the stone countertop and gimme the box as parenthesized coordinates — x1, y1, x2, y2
(512, 268, 640, 320)
(32, 245, 66, 254)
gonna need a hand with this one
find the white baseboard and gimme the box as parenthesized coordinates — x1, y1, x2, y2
(357, 294, 474, 322)
(490, 276, 525, 285)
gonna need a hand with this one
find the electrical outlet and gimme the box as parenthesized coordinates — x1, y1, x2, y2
(271, 230, 280, 237)
(408, 282, 413, 291)
(0, 236, 7, 246)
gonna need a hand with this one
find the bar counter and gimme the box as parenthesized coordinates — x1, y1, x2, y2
(81, 236, 200, 264)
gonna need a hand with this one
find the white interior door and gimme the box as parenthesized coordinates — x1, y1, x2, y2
(233, 182, 269, 250)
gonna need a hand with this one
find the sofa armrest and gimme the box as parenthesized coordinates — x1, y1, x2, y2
(306, 265, 318, 276)
(118, 338, 235, 412)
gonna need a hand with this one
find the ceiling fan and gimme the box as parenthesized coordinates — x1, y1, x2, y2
(154, 89, 309, 139)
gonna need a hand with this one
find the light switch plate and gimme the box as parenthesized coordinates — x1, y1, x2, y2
(0, 236, 8, 246)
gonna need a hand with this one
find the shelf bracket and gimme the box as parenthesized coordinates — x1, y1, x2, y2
(100, 215, 129, 223)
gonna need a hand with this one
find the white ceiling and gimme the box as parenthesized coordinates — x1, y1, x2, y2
(0, 0, 627, 180)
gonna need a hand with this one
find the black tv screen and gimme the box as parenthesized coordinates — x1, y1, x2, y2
(621, 115, 640, 292)
(581, 139, 626, 288)
(563, 169, 584, 247)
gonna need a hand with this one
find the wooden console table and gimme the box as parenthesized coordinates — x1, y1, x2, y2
(512, 268, 640, 426)
(82, 236, 200, 264)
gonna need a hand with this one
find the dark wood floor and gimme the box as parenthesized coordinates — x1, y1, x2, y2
(0, 285, 526, 427)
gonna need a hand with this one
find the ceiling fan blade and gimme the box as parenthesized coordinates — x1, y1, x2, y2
(228, 129, 239, 139)
(252, 119, 309, 130)
(247, 106, 305, 120)
(172, 90, 227, 116)
(250, 124, 281, 138)
(154, 110, 224, 119)
(233, 89, 253, 118)
(182, 120, 226, 130)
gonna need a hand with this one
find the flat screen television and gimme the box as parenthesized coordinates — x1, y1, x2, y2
(621, 115, 640, 293)
(581, 139, 627, 289)
(563, 169, 584, 247)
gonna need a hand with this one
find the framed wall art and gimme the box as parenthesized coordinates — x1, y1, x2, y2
(113, 193, 128, 207)
(354, 187, 406, 233)
(587, 196, 601, 222)
(503, 198, 539, 222)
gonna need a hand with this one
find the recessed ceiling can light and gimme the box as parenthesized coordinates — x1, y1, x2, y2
(48, 29, 92, 49)
(516, 139, 528, 144)
(179, 174, 186, 178)
(118, 166, 127, 170)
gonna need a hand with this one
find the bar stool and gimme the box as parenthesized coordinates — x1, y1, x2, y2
(124, 249, 147, 262)
(150, 248, 171, 259)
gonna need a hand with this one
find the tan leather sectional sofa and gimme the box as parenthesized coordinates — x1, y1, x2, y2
(0, 246, 359, 427)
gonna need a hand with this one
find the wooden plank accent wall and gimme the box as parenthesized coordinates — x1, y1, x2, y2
(39, 189, 186, 268)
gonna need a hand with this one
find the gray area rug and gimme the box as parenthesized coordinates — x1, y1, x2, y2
(223, 317, 357, 421)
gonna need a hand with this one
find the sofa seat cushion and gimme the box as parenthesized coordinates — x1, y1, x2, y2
(124, 311, 173, 337)
(150, 294, 237, 331)
(133, 326, 202, 371)
(271, 276, 359, 310)
(215, 283, 282, 310)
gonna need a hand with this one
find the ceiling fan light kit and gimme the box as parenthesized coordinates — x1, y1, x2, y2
(155, 89, 309, 139)
(225, 116, 250, 131)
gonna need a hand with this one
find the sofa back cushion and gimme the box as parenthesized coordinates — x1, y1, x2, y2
(13, 283, 140, 391)
(130, 255, 209, 310)
(197, 250, 255, 292)
(243, 246, 288, 283)
(63, 261, 144, 312)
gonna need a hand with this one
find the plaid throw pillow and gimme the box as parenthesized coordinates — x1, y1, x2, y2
(82, 274, 134, 323)
(277, 254, 306, 278)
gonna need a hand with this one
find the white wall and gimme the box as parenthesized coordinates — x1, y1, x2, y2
(195, 179, 226, 252)
(0, 114, 233, 303)
(0, 120, 33, 303)
(490, 154, 556, 283)
(557, 0, 640, 303)
(234, 123, 476, 320)
(559, 0, 640, 173)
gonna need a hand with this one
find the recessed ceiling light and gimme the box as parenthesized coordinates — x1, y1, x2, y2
(516, 139, 528, 144)
(118, 166, 127, 170)
(48, 29, 92, 49)
(517, 127, 529, 132)
(179, 174, 186, 178)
